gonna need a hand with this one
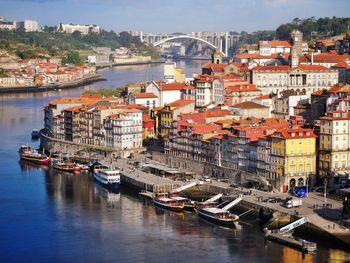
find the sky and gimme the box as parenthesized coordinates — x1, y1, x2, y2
(1, 0, 349, 33)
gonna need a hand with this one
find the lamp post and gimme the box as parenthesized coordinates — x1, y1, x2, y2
(324, 178, 327, 204)
(306, 174, 309, 198)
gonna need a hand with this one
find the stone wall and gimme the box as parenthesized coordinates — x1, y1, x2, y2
(152, 151, 263, 186)
(40, 132, 145, 159)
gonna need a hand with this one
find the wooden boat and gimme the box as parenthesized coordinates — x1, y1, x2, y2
(19, 146, 51, 165)
(153, 193, 186, 213)
(53, 161, 82, 173)
(196, 207, 239, 228)
(195, 196, 242, 228)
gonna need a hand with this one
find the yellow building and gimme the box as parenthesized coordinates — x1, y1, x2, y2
(164, 62, 185, 83)
(159, 100, 195, 138)
(270, 127, 316, 192)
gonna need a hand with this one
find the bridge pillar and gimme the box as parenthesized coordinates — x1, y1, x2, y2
(225, 32, 228, 57)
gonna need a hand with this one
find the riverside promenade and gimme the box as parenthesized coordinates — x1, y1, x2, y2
(103, 155, 350, 247)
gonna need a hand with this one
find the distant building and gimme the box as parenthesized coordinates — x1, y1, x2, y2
(0, 21, 15, 31)
(259, 40, 291, 56)
(15, 20, 39, 32)
(59, 23, 100, 35)
(163, 62, 185, 83)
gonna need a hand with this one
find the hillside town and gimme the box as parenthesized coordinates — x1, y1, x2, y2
(0, 54, 97, 88)
(41, 30, 350, 194)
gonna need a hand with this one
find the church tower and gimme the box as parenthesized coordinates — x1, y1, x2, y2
(290, 30, 303, 68)
(212, 49, 222, 64)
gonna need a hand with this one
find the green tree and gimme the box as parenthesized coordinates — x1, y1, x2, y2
(66, 51, 81, 65)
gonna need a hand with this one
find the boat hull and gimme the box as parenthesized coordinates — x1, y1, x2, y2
(53, 165, 81, 173)
(20, 155, 51, 165)
(93, 173, 120, 191)
(196, 209, 238, 228)
(153, 199, 184, 213)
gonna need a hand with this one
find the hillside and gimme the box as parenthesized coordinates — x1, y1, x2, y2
(0, 29, 160, 59)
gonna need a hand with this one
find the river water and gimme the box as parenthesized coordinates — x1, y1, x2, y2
(0, 60, 349, 263)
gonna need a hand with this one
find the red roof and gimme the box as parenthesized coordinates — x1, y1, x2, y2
(134, 92, 158, 99)
(227, 84, 260, 93)
(166, 99, 194, 108)
(259, 40, 292, 48)
(294, 64, 332, 71)
(271, 128, 317, 139)
(332, 61, 349, 68)
(255, 94, 271, 100)
(202, 63, 227, 72)
(300, 53, 350, 64)
(160, 83, 189, 91)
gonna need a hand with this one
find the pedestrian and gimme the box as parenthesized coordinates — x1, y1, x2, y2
(333, 224, 335, 229)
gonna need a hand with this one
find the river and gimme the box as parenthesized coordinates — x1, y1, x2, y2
(0, 60, 349, 263)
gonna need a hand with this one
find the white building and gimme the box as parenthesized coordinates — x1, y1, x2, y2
(59, 23, 100, 35)
(127, 92, 159, 109)
(0, 21, 15, 31)
(15, 20, 39, 32)
(145, 81, 189, 106)
(105, 109, 142, 150)
(195, 79, 212, 107)
(258, 40, 291, 56)
(251, 64, 338, 95)
(211, 79, 225, 105)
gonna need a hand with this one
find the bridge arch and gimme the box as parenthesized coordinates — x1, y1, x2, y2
(153, 35, 225, 56)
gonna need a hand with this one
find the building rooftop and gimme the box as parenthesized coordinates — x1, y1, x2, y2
(231, 101, 268, 109)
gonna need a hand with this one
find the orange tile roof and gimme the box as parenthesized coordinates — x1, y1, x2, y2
(259, 40, 292, 48)
(332, 61, 349, 68)
(165, 99, 194, 107)
(255, 94, 272, 100)
(64, 106, 82, 112)
(295, 64, 332, 71)
(271, 128, 317, 139)
(203, 109, 232, 118)
(160, 83, 189, 91)
(231, 101, 268, 109)
(202, 63, 227, 72)
(227, 84, 260, 93)
(299, 53, 350, 64)
(134, 92, 158, 99)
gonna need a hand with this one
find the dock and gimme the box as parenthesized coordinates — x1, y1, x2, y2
(265, 232, 317, 253)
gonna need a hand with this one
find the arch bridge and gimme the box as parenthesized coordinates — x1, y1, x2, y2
(139, 32, 241, 57)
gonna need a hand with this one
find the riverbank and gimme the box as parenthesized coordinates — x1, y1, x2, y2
(108, 153, 350, 250)
(0, 74, 106, 94)
(96, 59, 165, 69)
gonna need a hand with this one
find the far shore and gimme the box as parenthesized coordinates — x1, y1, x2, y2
(0, 74, 106, 94)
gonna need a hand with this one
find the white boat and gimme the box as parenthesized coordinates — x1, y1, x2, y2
(93, 165, 120, 191)
(196, 207, 239, 227)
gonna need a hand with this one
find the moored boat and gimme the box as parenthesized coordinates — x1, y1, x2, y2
(93, 165, 120, 191)
(153, 193, 187, 212)
(196, 207, 239, 228)
(19, 147, 51, 165)
(53, 161, 82, 173)
(195, 195, 242, 228)
(31, 129, 40, 139)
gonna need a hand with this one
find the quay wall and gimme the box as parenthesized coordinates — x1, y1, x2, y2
(40, 133, 145, 159)
(152, 152, 260, 185)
